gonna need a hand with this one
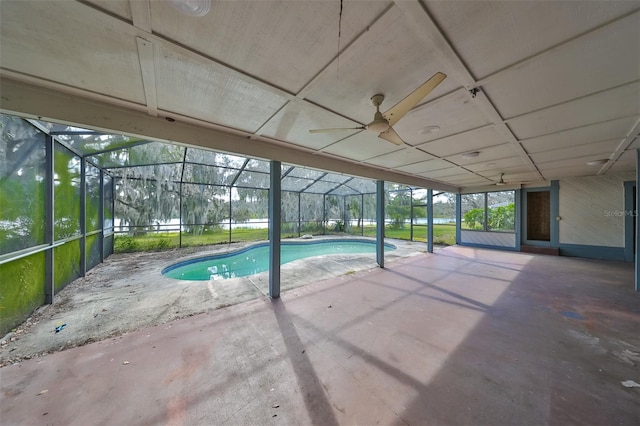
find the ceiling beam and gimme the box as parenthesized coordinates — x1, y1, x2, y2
(129, 0, 152, 32)
(135, 37, 158, 117)
(0, 77, 459, 192)
(394, 0, 543, 181)
(598, 117, 640, 175)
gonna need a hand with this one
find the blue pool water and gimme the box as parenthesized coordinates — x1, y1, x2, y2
(162, 239, 396, 281)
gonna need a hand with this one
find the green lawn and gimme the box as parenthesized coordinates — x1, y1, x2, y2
(114, 224, 456, 253)
(382, 224, 456, 245)
(114, 228, 269, 253)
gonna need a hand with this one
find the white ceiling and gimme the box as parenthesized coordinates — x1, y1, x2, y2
(0, 0, 638, 190)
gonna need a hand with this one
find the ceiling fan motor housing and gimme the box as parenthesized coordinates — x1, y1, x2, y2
(368, 111, 390, 133)
(367, 94, 390, 133)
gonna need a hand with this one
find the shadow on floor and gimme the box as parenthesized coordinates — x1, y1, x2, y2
(271, 298, 340, 426)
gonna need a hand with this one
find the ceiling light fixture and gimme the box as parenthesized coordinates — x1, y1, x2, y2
(461, 151, 480, 159)
(420, 125, 440, 134)
(168, 0, 211, 17)
(586, 159, 608, 166)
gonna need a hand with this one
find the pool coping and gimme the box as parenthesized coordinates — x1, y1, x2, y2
(161, 237, 397, 278)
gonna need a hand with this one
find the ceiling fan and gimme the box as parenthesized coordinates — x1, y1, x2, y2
(494, 173, 534, 186)
(309, 72, 446, 146)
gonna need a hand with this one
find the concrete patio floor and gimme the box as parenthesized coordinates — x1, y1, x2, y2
(1, 246, 639, 425)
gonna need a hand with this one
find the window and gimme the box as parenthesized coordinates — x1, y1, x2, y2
(461, 193, 485, 230)
(462, 191, 515, 232)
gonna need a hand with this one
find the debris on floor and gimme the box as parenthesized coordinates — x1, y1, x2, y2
(620, 380, 640, 388)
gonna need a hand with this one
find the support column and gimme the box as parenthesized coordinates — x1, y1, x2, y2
(110, 176, 115, 255)
(80, 157, 87, 277)
(376, 180, 385, 268)
(515, 189, 522, 249)
(427, 189, 434, 253)
(44, 136, 54, 304)
(410, 189, 414, 241)
(322, 195, 326, 235)
(269, 160, 282, 298)
(298, 192, 301, 237)
(550, 180, 560, 248)
(361, 194, 364, 236)
(624, 182, 635, 262)
(633, 149, 640, 291)
(343, 196, 347, 234)
(179, 149, 187, 248)
(178, 179, 183, 247)
(228, 190, 232, 243)
(483, 192, 488, 231)
(455, 193, 461, 244)
(99, 169, 105, 262)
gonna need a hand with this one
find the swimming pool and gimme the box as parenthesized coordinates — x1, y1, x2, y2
(162, 239, 396, 281)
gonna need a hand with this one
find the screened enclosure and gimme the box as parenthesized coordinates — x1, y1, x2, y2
(105, 141, 382, 249)
(0, 113, 454, 334)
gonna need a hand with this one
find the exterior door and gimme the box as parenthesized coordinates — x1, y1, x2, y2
(524, 190, 551, 244)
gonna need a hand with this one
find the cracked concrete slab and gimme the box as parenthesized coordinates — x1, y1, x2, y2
(0, 237, 425, 364)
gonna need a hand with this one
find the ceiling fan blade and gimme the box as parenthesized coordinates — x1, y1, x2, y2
(378, 126, 404, 146)
(309, 127, 364, 134)
(383, 72, 446, 126)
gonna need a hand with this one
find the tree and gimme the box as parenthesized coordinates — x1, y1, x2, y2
(463, 208, 485, 230)
(116, 165, 181, 234)
(464, 203, 515, 231)
(461, 193, 485, 210)
(434, 192, 456, 219)
(488, 203, 515, 231)
(347, 196, 362, 229)
(387, 190, 412, 227)
(236, 187, 268, 219)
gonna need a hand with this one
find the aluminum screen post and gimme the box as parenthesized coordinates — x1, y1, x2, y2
(322, 195, 326, 235)
(45, 135, 54, 304)
(80, 157, 87, 277)
(99, 169, 105, 263)
(410, 189, 414, 241)
(427, 189, 434, 253)
(179, 149, 187, 248)
(269, 160, 282, 298)
(361, 194, 364, 236)
(298, 192, 301, 237)
(455, 193, 462, 244)
(376, 180, 384, 268)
